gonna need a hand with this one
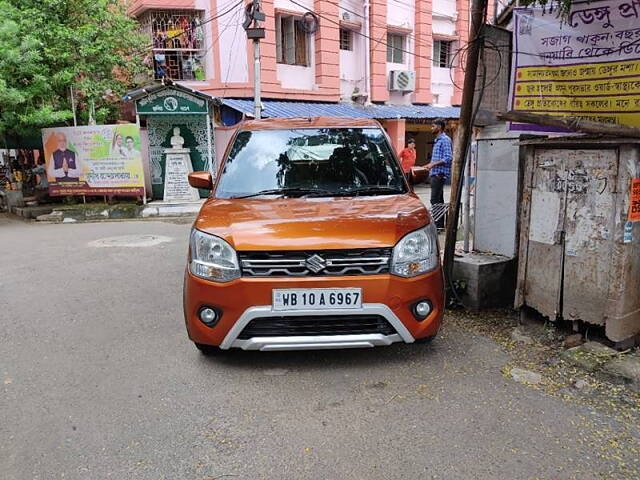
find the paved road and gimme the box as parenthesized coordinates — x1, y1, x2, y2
(0, 217, 634, 479)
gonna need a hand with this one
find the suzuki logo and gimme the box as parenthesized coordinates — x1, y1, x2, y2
(305, 254, 327, 273)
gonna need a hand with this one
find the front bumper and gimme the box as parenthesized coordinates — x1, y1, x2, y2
(183, 270, 444, 351)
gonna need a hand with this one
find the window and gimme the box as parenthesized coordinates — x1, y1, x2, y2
(276, 15, 309, 66)
(386, 33, 405, 63)
(340, 28, 352, 51)
(433, 40, 453, 68)
(139, 10, 207, 81)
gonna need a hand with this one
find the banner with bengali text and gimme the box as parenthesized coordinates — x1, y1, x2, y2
(42, 124, 145, 196)
(510, 0, 640, 132)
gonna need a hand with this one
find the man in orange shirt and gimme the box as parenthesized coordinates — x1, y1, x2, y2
(398, 138, 416, 177)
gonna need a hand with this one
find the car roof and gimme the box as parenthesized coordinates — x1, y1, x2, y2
(237, 117, 383, 131)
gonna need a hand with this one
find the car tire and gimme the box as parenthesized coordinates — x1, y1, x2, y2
(414, 334, 437, 344)
(194, 342, 222, 356)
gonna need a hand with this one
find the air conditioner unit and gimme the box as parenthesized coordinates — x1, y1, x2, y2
(389, 70, 416, 92)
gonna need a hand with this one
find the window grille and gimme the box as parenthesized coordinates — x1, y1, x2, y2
(433, 40, 453, 68)
(386, 33, 406, 63)
(340, 28, 353, 51)
(138, 9, 207, 81)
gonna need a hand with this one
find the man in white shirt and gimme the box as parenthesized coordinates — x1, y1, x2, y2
(47, 133, 83, 182)
(124, 136, 141, 159)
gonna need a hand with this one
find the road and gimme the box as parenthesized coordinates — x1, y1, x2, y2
(0, 216, 636, 479)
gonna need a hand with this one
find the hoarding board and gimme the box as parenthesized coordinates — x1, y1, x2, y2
(510, 0, 640, 132)
(42, 124, 145, 196)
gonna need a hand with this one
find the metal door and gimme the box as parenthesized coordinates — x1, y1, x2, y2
(561, 149, 618, 325)
(519, 149, 567, 320)
(518, 148, 618, 324)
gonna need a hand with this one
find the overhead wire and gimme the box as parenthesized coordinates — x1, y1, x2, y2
(287, 0, 437, 63)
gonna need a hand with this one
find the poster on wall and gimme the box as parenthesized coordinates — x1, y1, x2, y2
(510, 0, 640, 132)
(42, 124, 145, 196)
(630, 177, 640, 222)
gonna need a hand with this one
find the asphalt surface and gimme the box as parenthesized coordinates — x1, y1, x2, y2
(0, 215, 635, 479)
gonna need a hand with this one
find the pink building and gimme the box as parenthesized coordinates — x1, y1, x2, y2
(125, 0, 467, 196)
(129, 0, 468, 105)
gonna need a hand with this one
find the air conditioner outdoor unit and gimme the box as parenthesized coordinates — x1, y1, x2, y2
(389, 70, 416, 92)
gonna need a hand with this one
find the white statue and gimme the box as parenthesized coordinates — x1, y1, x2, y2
(170, 127, 185, 149)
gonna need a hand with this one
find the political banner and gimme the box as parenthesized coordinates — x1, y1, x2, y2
(42, 124, 145, 196)
(510, 0, 640, 132)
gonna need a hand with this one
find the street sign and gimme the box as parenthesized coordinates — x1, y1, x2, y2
(136, 88, 209, 115)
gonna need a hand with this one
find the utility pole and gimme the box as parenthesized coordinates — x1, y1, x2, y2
(442, 0, 488, 283)
(243, 1, 266, 119)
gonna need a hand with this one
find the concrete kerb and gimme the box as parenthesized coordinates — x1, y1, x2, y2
(35, 200, 204, 223)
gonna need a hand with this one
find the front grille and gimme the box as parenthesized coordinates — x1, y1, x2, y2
(237, 315, 397, 339)
(238, 248, 392, 277)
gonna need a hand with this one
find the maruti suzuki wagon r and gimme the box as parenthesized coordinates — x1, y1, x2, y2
(183, 117, 444, 354)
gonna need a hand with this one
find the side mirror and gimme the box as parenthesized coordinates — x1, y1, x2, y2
(409, 166, 428, 184)
(188, 171, 213, 190)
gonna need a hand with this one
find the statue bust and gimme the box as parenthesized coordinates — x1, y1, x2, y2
(170, 127, 185, 149)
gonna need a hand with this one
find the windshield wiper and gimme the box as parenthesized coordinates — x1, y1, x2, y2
(337, 186, 404, 196)
(231, 187, 336, 199)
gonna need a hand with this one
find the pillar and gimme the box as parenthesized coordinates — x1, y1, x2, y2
(452, 0, 470, 105)
(414, 0, 434, 104)
(314, 0, 340, 92)
(384, 118, 407, 154)
(369, 0, 389, 103)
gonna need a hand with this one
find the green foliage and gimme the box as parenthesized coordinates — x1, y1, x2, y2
(519, 0, 575, 19)
(0, 0, 150, 137)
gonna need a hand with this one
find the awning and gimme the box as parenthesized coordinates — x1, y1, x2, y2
(221, 99, 460, 120)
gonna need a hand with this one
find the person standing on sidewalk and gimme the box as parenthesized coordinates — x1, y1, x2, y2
(398, 138, 417, 181)
(426, 119, 452, 227)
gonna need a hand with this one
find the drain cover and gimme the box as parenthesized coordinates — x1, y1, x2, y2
(89, 235, 173, 248)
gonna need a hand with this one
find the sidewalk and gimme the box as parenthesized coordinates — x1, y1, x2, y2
(413, 183, 452, 207)
(35, 199, 205, 223)
(33, 185, 450, 224)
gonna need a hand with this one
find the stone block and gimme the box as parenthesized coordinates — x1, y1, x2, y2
(452, 253, 517, 309)
(560, 342, 619, 372)
(602, 355, 640, 392)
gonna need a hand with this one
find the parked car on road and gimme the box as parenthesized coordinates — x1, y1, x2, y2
(183, 117, 444, 354)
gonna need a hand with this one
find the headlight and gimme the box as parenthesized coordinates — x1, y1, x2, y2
(189, 229, 240, 282)
(390, 223, 439, 278)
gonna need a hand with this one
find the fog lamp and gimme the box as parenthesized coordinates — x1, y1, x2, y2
(413, 301, 432, 321)
(199, 307, 220, 327)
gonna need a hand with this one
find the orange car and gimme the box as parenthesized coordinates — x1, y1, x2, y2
(183, 117, 444, 354)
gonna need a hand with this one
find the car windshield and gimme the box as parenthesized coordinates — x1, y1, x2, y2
(215, 127, 407, 198)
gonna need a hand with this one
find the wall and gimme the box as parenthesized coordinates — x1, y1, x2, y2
(338, 0, 366, 100)
(217, 2, 249, 84)
(431, 66, 454, 105)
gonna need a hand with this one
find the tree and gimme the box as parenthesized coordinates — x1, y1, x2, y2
(0, 0, 149, 138)
(520, 0, 575, 18)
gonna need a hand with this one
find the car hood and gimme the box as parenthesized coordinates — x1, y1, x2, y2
(194, 194, 430, 251)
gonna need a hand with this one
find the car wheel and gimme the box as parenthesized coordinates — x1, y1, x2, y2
(194, 342, 222, 356)
(414, 334, 437, 344)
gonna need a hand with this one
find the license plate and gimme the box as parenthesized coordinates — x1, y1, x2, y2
(272, 288, 362, 311)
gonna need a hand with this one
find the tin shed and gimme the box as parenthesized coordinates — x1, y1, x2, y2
(515, 137, 640, 343)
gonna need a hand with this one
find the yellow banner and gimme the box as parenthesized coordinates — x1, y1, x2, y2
(515, 77, 640, 96)
(514, 94, 640, 113)
(515, 59, 640, 82)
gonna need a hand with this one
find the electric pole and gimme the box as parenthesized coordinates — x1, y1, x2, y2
(243, 1, 266, 119)
(442, 0, 488, 283)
